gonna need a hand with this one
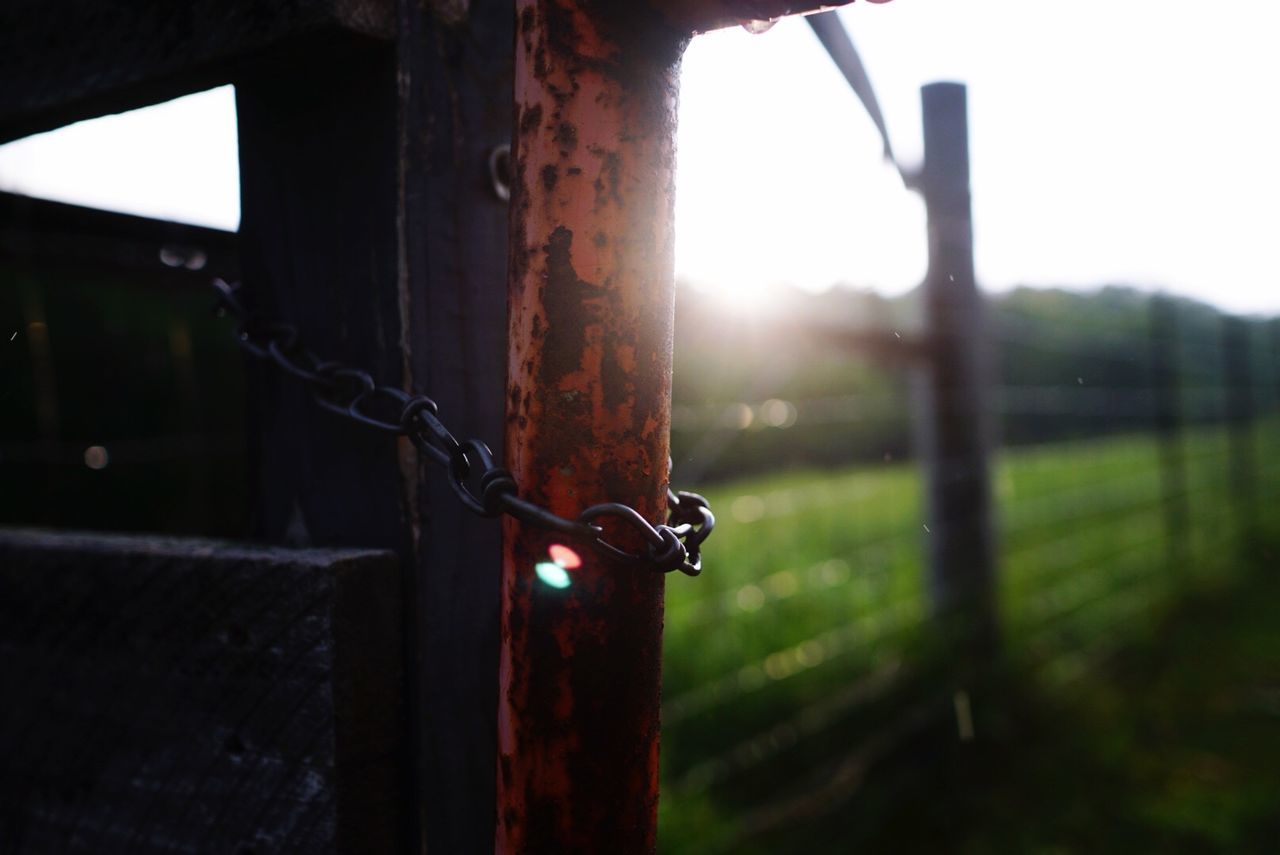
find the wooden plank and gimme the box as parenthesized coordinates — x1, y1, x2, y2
(0, 529, 405, 854)
(0, 0, 392, 144)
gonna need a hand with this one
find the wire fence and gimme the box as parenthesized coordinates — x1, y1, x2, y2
(659, 293, 1280, 853)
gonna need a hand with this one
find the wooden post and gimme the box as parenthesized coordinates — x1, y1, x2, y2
(917, 82, 997, 651)
(1221, 315, 1256, 536)
(1272, 318, 1280, 413)
(236, 7, 513, 850)
(234, 37, 417, 850)
(394, 3, 513, 851)
(1149, 295, 1189, 560)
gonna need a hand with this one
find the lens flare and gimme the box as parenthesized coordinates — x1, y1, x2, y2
(535, 561, 572, 589)
(548, 543, 582, 569)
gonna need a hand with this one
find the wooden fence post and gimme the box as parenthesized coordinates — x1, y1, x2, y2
(1149, 295, 1189, 560)
(236, 7, 513, 850)
(394, 3, 513, 851)
(1221, 315, 1257, 536)
(1271, 318, 1280, 413)
(916, 82, 997, 652)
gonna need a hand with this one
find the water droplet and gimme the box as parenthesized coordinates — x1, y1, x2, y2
(740, 18, 776, 34)
(731, 494, 766, 523)
(760, 398, 797, 428)
(84, 445, 109, 470)
(815, 559, 850, 587)
(736, 585, 765, 612)
(726, 402, 754, 430)
(159, 244, 208, 271)
(762, 569, 798, 598)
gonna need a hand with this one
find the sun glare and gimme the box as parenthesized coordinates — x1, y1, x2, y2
(674, 21, 927, 315)
(683, 279, 781, 317)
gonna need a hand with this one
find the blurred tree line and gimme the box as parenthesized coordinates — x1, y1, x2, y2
(4, 250, 1275, 528)
(671, 283, 1279, 483)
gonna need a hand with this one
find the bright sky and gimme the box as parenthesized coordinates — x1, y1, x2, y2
(1, 1, 1277, 314)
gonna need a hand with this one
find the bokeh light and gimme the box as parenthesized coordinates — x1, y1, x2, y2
(534, 561, 572, 590)
(548, 543, 582, 569)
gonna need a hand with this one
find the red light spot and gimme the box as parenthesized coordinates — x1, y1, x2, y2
(549, 543, 582, 569)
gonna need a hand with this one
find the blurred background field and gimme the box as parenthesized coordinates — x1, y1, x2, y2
(660, 424, 1280, 852)
(657, 285, 1280, 853)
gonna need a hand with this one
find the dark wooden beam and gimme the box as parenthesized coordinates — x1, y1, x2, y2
(235, 5, 512, 849)
(233, 29, 419, 847)
(0, 529, 404, 854)
(395, 0, 512, 850)
(0, 0, 392, 144)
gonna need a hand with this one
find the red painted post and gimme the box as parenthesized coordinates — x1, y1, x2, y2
(500, 4, 680, 850)
(651, 0, 855, 33)
(500, 2, 854, 851)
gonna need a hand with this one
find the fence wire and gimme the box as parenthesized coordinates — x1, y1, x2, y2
(659, 294, 1280, 853)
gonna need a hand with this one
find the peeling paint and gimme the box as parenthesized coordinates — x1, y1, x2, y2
(498, 1, 686, 851)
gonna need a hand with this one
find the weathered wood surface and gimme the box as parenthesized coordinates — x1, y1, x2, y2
(394, 1, 512, 849)
(237, 4, 513, 849)
(0, 0, 393, 144)
(3, 1, 515, 847)
(0, 529, 405, 854)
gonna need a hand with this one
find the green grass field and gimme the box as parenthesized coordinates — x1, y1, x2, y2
(659, 420, 1280, 853)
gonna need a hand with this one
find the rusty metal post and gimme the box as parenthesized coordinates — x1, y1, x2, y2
(500, 3, 684, 851)
(499, 2, 856, 850)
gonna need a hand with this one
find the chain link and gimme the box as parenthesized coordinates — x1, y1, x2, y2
(213, 278, 712, 576)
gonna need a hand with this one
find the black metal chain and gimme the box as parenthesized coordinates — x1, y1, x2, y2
(212, 278, 713, 576)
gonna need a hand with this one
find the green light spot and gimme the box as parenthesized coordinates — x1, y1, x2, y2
(535, 561, 572, 589)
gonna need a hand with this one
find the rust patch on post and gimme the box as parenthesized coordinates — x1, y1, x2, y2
(648, 0, 856, 34)
(499, 1, 685, 852)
